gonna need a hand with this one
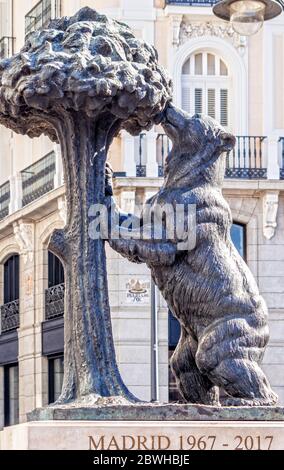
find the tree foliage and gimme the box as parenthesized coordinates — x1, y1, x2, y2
(0, 7, 172, 140)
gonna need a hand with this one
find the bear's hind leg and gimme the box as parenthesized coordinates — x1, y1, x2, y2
(171, 327, 220, 405)
(195, 317, 278, 406)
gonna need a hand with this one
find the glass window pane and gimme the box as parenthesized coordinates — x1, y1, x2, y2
(48, 251, 65, 288)
(9, 366, 19, 426)
(231, 223, 245, 258)
(207, 54, 215, 75)
(220, 59, 228, 76)
(53, 357, 64, 402)
(182, 58, 190, 74)
(194, 53, 202, 75)
(48, 356, 64, 404)
(4, 255, 19, 304)
(4, 364, 19, 427)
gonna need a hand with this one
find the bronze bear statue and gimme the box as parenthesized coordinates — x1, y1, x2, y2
(107, 104, 277, 406)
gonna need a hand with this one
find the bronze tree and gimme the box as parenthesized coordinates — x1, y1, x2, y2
(0, 7, 172, 404)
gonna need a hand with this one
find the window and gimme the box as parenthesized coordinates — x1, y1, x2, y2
(4, 255, 19, 304)
(48, 251, 64, 289)
(181, 52, 230, 129)
(4, 363, 19, 427)
(1, 255, 20, 333)
(25, 0, 61, 38)
(168, 222, 246, 401)
(231, 222, 246, 259)
(45, 252, 65, 320)
(0, 0, 12, 38)
(48, 355, 64, 404)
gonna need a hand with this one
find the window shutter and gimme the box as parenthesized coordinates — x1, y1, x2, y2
(207, 88, 216, 119)
(195, 88, 203, 115)
(220, 89, 228, 126)
(182, 87, 190, 113)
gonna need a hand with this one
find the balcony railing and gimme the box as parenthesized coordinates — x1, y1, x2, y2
(166, 0, 219, 5)
(0, 36, 15, 60)
(136, 133, 147, 177)
(0, 300, 20, 334)
(156, 134, 267, 180)
(21, 151, 56, 207)
(157, 134, 170, 177)
(280, 137, 284, 180)
(45, 283, 65, 320)
(0, 181, 10, 221)
(225, 136, 267, 179)
(25, 0, 61, 38)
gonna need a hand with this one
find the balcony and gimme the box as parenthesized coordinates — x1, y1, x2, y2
(21, 151, 56, 207)
(45, 283, 65, 320)
(156, 134, 268, 179)
(0, 300, 20, 334)
(25, 0, 61, 38)
(165, 0, 219, 5)
(225, 136, 267, 179)
(0, 181, 10, 221)
(0, 36, 15, 60)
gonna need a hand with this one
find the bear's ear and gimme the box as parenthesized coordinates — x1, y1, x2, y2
(220, 132, 236, 152)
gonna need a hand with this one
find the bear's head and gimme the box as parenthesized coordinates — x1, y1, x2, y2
(161, 104, 236, 187)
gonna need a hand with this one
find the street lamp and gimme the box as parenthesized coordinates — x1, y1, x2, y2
(213, 0, 283, 36)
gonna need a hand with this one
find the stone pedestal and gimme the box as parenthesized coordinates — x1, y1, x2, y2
(1, 419, 284, 450)
(1, 404, 284, 450)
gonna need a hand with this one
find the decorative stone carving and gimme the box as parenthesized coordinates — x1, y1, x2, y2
(263, 191, 279, 240)
(179, 20, 247, 52)
(0, 7, 172, 406)
(13, 222, 34, 264)
(58, 197, 67, 225)
(109, 104, 277, 406)
(171, 15, 183, 47)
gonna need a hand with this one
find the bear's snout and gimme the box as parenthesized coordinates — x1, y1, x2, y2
(162, 104, 188, 142)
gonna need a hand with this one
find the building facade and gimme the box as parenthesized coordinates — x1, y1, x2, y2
(0, 0, 284, 428)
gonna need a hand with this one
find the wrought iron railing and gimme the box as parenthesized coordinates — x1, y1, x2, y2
(45, 283, 65, 320)
(225, 136, 267, 179)
(0, 36, 15, 60)
(156, 134, 267, 179)
(165, 0, 220, 5)
(136, 133, 147, 177)
(280, 137, 284, 180)
(157, 134, 170, 177)
(0, 181, 10, 221)
(21, 151, 56, 207)
(25, 0, 61, 38)
(0, 300, 20, 334)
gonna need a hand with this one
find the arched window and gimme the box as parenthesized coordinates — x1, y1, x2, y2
(46, 252, 65, 404)
(45, 252, 65, 321)
(168, 222, 246, 401)
(181, 52, 230, 128)
(4, 255, 19, 305)
(48, 251, 64, 289)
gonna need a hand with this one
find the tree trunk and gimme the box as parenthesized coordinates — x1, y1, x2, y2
(49, 111, 135, 404)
